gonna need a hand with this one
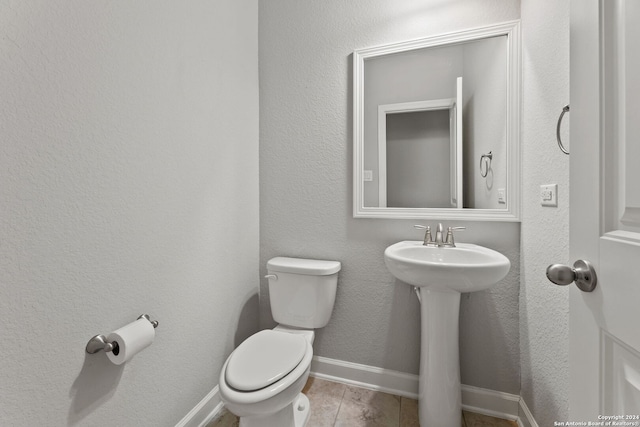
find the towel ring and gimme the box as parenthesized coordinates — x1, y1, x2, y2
(556, 105, 570, 155)
(480, 151, 492, 178)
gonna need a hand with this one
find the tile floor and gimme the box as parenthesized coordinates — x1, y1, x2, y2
(208, 377, 519, 427)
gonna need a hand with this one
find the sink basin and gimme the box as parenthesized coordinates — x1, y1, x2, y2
(384, 240, 510, 292)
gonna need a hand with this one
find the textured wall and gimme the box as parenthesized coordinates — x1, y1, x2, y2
(0, 1, 259, 425)
(520, 0, 571, 424)
(259, 0, 522, 394)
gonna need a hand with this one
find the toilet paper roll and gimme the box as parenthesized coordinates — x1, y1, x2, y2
(106, 318, 155, 365)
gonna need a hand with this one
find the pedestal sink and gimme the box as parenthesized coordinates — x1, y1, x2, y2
(384, 240, 510, 427)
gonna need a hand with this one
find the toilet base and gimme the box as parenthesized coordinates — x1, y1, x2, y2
(238, 393, 310, 427)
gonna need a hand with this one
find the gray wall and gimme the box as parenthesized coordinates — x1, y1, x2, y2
(0, 1, 259, 425)
(520, 0, 571, 424)
(259, 0, 522, 394)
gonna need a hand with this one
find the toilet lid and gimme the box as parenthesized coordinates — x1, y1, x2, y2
(225, 330, 307, 391)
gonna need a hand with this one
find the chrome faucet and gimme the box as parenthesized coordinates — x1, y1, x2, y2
(434, 223, 444, 246)
(414, 224, 466, 247)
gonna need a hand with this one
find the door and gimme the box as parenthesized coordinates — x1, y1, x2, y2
(570, 0, 640, 420)
(450, 76, 463, 208)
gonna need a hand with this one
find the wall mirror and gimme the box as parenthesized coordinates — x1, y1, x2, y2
(353, 21, 521, 221)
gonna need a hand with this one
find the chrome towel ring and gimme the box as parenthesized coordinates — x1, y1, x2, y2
(480, 151, 492, 177)
(556, 104, 570, 155)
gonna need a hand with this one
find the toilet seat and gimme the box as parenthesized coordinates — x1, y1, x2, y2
(225, 330, 307, 391)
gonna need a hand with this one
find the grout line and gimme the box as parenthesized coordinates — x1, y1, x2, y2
(334, 382, 347, 426)
(332, 397, 342, 426)
(331, 383, 349, 427)
(338, 383, 347, 400)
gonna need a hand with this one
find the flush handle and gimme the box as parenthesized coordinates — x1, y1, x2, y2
(546, 259, 597, 292)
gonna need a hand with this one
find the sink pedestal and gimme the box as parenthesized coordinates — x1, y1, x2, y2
(418, 287, 462, 427)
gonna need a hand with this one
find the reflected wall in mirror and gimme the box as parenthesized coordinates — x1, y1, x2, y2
(353, 21, 520, 221)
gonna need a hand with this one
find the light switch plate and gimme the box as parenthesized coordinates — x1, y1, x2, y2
(540, 184, 558, 207)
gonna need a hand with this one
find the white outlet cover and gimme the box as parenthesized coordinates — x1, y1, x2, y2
(497, 188, 506, 204)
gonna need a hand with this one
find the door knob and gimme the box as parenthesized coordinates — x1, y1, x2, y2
(546, 260, 597, 292)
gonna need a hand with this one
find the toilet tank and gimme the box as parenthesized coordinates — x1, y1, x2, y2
(266, 257, 341, 329)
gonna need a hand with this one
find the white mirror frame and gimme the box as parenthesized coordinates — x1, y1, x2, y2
(353, 20, 521, 221)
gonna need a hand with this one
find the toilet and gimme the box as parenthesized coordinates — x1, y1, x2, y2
(219, 256, 341, 427)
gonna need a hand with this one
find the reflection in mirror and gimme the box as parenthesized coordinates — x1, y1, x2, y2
(376, 83, 463, 209)
(353, 21, 520, 221)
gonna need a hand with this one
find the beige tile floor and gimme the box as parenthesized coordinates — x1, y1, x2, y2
(208, 377, 519, 427)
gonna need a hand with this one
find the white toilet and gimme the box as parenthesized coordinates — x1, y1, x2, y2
(219, 256, 341, 427)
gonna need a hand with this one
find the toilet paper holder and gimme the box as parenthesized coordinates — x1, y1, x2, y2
(86, 314, 158, 354)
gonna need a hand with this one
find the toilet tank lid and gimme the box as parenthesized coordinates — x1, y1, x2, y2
(267, 257, 341, 275)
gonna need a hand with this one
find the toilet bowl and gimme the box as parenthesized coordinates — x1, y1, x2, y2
(219, 328, 314, 427)
(219, 257, 340, 427)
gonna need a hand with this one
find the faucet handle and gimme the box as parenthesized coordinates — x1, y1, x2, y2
(445, 226, 466, 247)
(414, 225, 433, 246)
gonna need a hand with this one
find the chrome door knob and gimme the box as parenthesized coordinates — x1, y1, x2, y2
(546, 260, 597, 292)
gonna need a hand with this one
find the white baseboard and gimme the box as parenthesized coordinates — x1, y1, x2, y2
(517, 397, 540, 427)
(174, 385, 222, 427)
(177, 356, 539, 427)
(310, 355, 419, 399)
(461, 384, 519, 421)
(311, 355, 537, 426)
